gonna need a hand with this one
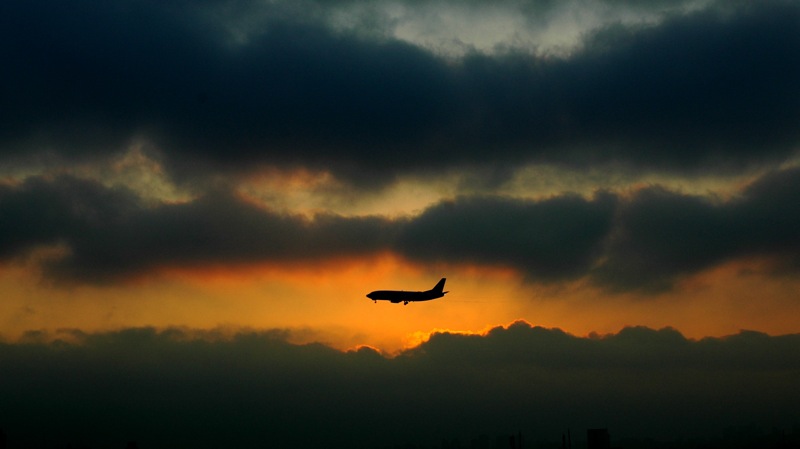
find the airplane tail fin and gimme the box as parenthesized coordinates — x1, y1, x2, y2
(431, 278, 447, 294)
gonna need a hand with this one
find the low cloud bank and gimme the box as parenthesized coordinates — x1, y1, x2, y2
(1, 322, 798, 448)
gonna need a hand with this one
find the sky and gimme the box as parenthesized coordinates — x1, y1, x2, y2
(1, 0, 799, 447)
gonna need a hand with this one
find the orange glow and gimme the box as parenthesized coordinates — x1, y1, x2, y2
(514, 258, 800, 340)
(1, 253, 798, 352)
(152, 254, 529, 352)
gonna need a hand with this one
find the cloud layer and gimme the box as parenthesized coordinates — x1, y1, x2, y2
(2, 1, 799, 186)
(3, 168, 799, 290)
(4, 0, 799, 291)
(1, 322, 798, 448)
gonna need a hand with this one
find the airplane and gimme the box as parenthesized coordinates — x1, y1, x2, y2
(366, 278, 448, 305)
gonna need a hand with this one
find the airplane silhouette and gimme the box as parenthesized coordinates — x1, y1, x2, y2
(367, 278, 448, 305)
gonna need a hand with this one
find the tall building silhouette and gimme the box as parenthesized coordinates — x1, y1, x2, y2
(507, 432, 523, 449)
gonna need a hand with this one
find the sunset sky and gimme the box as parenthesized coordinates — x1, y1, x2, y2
(1, 0, 799, 447)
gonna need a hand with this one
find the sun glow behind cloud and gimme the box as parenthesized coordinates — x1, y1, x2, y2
(0, 253, 526, 352)
(4, 245, 798, 354)
(1, 144, 799, 352)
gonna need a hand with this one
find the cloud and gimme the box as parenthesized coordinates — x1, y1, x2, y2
(2, 1, 799, 188)
(1, 322, 798, 448)
(2, 168, 800, 289)
(0, 175, 142, 260)
(0, 175, 395, 283)
(394, 192, 617, 281)
(593, 167, 800, 290)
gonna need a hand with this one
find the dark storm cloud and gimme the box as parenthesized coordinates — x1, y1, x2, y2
(0, 0, 459, 184)
(1, 176, 614, 284)
(2, 1, 799, 186)
(394, 192, 617, 280)
(0, 176, 141, 260)
(1, 322, 798, 448)
(0, 175, 394, 282)
(3, 168, 800, 288)
(593, 167, 800, 291)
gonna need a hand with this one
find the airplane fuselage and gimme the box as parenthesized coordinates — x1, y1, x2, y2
(367, 278, 448, 305)
(367, 290, 442, 302)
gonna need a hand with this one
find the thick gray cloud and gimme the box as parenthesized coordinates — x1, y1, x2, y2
(1, 1, 799, 186)
(395, 193, 617, 280)
(0, 176, 141, 260)
(594, 167, 800, 290)
(1, 322, 798, 448)
(0, 176, 395, 283)
(2, 168, 800, 289)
